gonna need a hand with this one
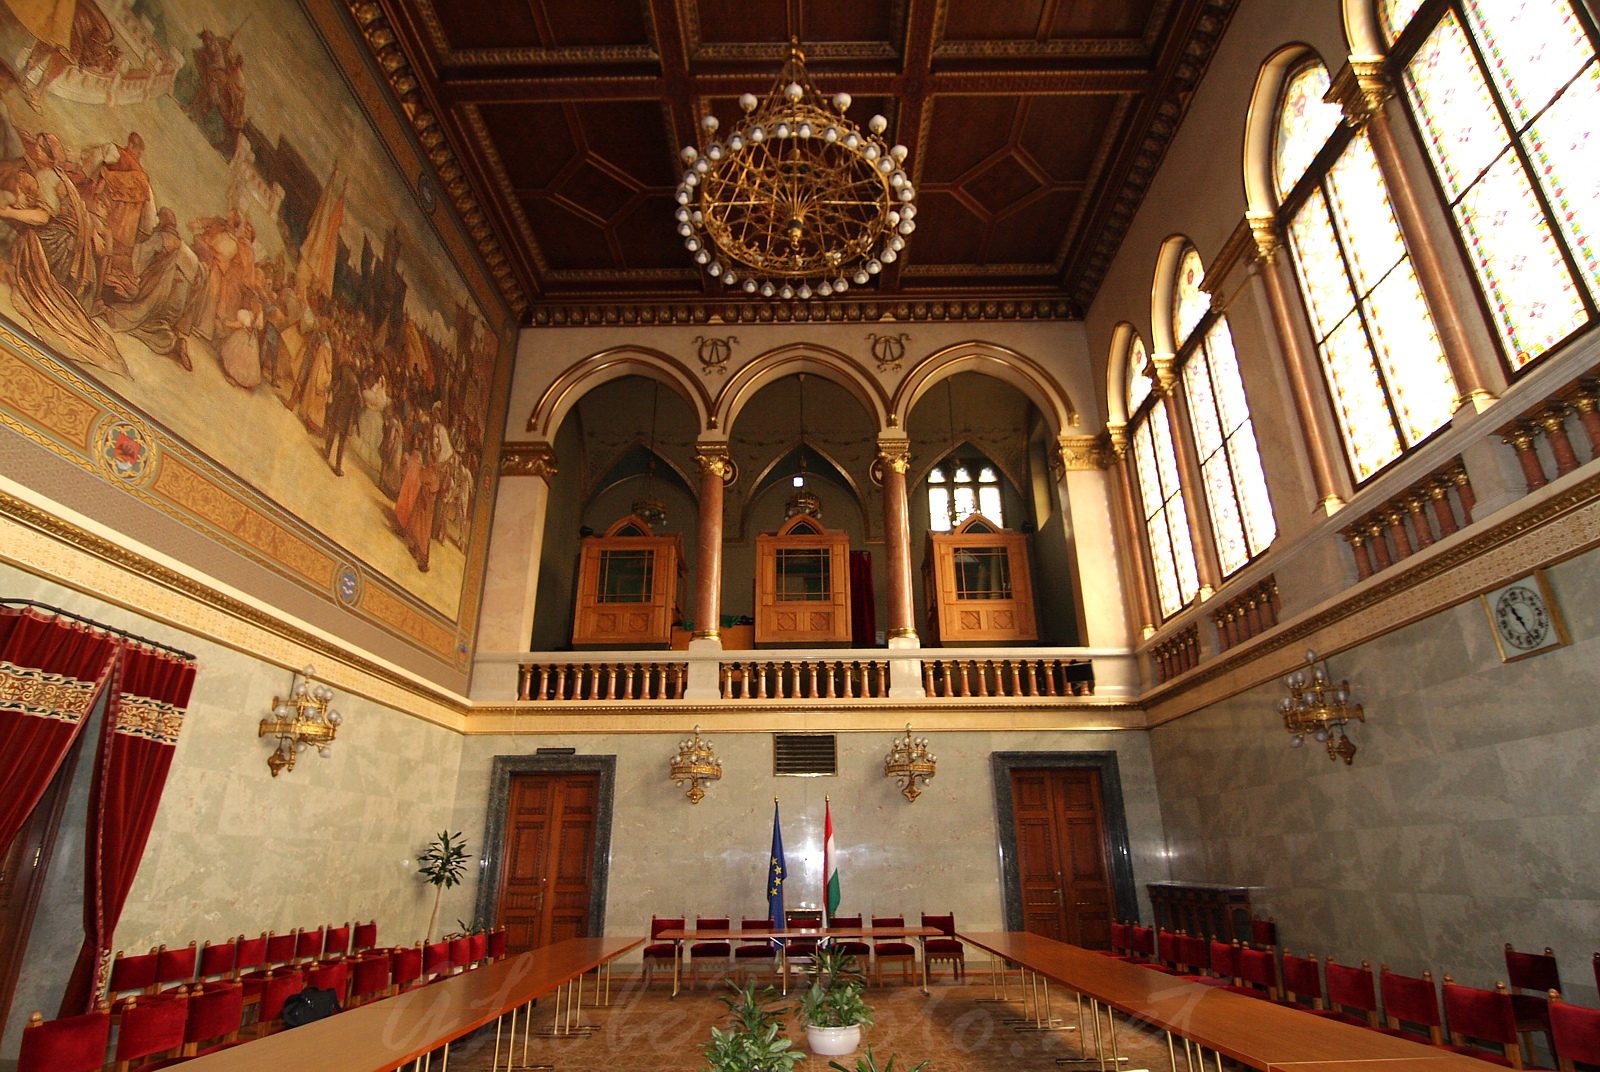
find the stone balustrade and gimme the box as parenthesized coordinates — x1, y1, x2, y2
(1497, 377, 1600, 493)
(721, 658, 890, 699)
(1209, 575, 1279, 653)
(1339, 458, 1473, 580)
(1150, 624, 1200, 684)
(921, 656, 1093, 697)
(519, 660, 689, 701)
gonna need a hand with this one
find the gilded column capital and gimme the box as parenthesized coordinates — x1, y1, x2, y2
(1151, 352, 1179, 396)
(875, 441, 912, 475)
(500, 441, 557, 481)
(694, 442, 736, 483)
(1055, 434, 1109, 474)
(1106, 421, 1129, 458)
(1246, 212, 1281, 264)
(1327, 58, 1394, 127)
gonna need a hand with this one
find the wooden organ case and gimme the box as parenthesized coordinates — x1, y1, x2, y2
(755, 514, 852, 645)
(922, 514, 1038, 644)
(571, 515, 684, 647)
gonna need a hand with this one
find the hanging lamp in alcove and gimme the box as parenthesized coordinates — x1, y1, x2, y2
(786, 374, 822, 519)
(632, 381, 668, 528)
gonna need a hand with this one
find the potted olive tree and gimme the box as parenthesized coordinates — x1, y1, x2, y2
(704, 982, 805, 1072)
(797, 943, 873, 1057)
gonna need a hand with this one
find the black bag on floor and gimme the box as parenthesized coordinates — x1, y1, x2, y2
(281, 985, 342, 1028)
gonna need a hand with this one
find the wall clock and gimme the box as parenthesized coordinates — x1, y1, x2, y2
(1481, 570, 1569, 662)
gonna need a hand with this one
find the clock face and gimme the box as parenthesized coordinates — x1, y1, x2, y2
(1494, 586, 1550, 650)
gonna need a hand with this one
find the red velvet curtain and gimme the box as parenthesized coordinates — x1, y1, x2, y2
(849, 550, 876, 646)
(61, 643, 196, 1015)
(0, 608, 119, 856)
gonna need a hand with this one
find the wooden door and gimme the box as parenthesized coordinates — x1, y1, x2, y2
(1010, 768, 1115, 949)
(497, 773, 599, 954)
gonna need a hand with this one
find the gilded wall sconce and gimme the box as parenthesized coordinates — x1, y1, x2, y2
(1279, 650, 1364, 764)
(670, 725, 722, 803)
(884, 724, 936, 801)
(259, 665, 342, 776)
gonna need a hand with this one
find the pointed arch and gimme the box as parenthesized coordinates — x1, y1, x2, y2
(735, 440, 870, 541)
(714, 344, 889, 436)
(527, 346, 713, 439)
(891, 341, 1077, 435)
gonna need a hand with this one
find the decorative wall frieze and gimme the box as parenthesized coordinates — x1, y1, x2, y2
(343, 1, 528, 316)
(500, 441, 557, 481)
(528, 298, 1081, 328)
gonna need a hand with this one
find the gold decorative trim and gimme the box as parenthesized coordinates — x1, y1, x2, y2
(1326, 59, 1394, 127)
(528, 298, 1082, 327)
(114, 695, 185, 745)
(501, 441, 558, 481)
(1056, 435, 1110, 473)
(694, 443, 735, 482)
(0, 661, 101, 723)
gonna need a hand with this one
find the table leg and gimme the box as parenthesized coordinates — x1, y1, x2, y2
(920, 937, 930, 994)
(780, 944, 789, 996)
(672, 942, 682, 997)
(1004, 969, 1034, 1024)
(977, 956, 1008, 1003)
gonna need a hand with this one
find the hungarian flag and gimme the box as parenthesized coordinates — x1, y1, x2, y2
(824, 798, 840, 924)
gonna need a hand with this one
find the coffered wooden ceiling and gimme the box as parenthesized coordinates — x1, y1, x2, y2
(367, 0, 1237, 321)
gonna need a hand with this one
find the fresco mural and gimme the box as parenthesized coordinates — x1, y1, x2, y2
(0, 0, 498, 618)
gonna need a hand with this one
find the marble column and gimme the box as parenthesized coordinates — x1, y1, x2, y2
(1055, 435, 1137, 699)
(691, 442, 732, 645)
(1330, 60, 1502, 411)
(1107, 427, 1157, 638)
(471, 441, 556, 701)
(876, 438, 923, 697)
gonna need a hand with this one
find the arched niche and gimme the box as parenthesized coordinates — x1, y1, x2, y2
(892, 342, 1077, 436)
(1150, 234, 1197, 356)
(1343, 0, 1386, 59)
(715, 344, 889, 435)
(1105, 321, 1139, 428)
(1243, 43, 1328, 221)
(736, 442, 868, 543)
(527, 346, 713, 439)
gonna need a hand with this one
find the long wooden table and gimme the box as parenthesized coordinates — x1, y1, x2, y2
(654, 926, 943, 997)
(179, 935, 642, 1072)
(957, 932, 1493, 1072)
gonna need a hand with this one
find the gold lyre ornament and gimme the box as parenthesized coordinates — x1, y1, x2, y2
(670, 725, 723, 804)
(259, 665, 341, 776)
(883, 724, 936, 801)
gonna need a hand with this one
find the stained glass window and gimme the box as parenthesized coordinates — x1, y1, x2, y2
(1273, 62, 1346, 201)
(1127, 335, 1152, 416)
(1179, 313, 1278, 576)
(1173, 247, 1211, 345)
(1131, 405, 1199, 618)
(1275, 58, 1459, 482)
(1395, 1, 1597, 370)
(1381, 0, 1427, 41)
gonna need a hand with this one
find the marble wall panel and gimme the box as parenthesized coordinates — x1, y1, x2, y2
(451, 729, 1169, 963)
(1150, 548, 1600, 1006)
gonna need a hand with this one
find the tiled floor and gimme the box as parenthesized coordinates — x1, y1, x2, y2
(447, 970, 1175, 1071)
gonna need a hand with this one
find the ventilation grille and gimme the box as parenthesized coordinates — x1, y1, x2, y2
(773, 733, 837, 777)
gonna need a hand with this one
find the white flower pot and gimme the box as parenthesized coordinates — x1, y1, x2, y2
(807, 1024, 862, 1056)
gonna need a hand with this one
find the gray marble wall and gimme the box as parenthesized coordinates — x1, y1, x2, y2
(1150, 548, 1600, 1007)
(451, 729, 1169, 962)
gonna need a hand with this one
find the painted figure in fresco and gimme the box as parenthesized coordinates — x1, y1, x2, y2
(83, 131, 157, 301)
(292, 319, 333, 433)
(7, 0, 119, 105)
(22, 132, 97, 303)
(355, 370, 389, 470)
(103, 206, 200, 370)
(219, 305, 261, 389)
(188, 209, 254, 342)
(323, 355, 361, 476)
(188, 28, 246, 144)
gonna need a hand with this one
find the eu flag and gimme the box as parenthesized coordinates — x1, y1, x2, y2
(767, 799, 788, 932)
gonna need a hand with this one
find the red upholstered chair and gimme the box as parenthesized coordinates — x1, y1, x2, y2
(349, 953, 394, 1007)
(1147, 929, 1184, 975)
(1504, 945, 1560, 1057)
(1208, 940, 1240, 985)
(352, 920, 378, 953)
(324, 923, 351, 961)
(691, 917, 733, 989)
(922, 913, 965, 983)
(1175, 935, 1215, 983)
(17, 1009, 111, 1072)
(1100, 922, 1134, 960)
(872, 916, 916, 986)
(488, 928, 508, 961)
(1440, 977, 1523, 1068)
(642, 917, 684, 989)
(107, 948, 161, 1010)
(1314, 957, 1381, 1028)
(196, 938, 239, 988)
(307, 960, 349, 1005)
(447, 936, 471, 974)
(240, 932, 299, 1018)
(734, 918, 779, 983)
(111, 990, 189, 1071)
(251, 970, 304, 1037)
(1250, 917, 1278, 953)
(1378, 966, 1444, 1044)
(1130, 926, 1156, 962)
(1550, 993, 1600, 1072)
(181, 982, 246, 1058)
(156, 942, 198, 991)
(392, 944, 424, 992)
(296, 927, 326, 965)
(1277, 949, 1325, 1010)
(469, 932, 488, 968)
(233, 933, 268, 978)
(1224, 946, 1278, 1001)
(827, 916, 872, 965)
(423, 941, 452, 982)
(263, 931, 298, 969)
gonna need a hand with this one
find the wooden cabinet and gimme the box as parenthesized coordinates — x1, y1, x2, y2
(755, 514, 851, 645)
(571, 515, 683, 647)
(1146, 882, 1254, 942)
(922, 515, 1037, 644)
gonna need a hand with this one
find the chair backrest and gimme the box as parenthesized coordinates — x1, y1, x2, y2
(198, 938, 238, 981)
(1551, 995, 1600, 1068)
(186, 983, 244, 1045)
(1178, 935, 1208, 972)
(1251, 917, 1278, 951)
(1281, 950, 1323, 1003)
(1325, 957, 1379, 1013)
(156, 942, 197, 985)
(107, 948, 159, 996)
(922, 913, 955, 936)
(115, 992, 189, 1062)
(650, 916, 685, 939)
(488, 928, 507, 959)
(448, 936, 471, 970)
(297, 927, 325, 961)
(17, 1010, 112, 1072)
(696, 917, 730, 932)
(1206, 940, 1236, 979)
(392, 945, 423, 988)
(1238, 947, 1277, 991)
(234, 933, 268, 974)
(424, 941, 452, 978)
(264, 931, 297, 966)
(1441, 978, 1518, 1047)
(1131, 926, 1155, 959)
(1110, 922, 1131, 954)
(1504, 944, 1560, 994)
(1380, 966, 1442, 1029)
(830, 916, 862, 930)
(258, 972, 303, 1022)
(325, 924, 351, 959)
(352, 920, 378, 952)
(1157, 930, 1180, 967)
(872, 916, 904, 930)
(309, 960, 348, 997)
(352, 954, 393, 998)
(469, 932, 488, 965)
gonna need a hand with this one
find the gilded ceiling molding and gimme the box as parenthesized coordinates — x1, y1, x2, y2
(343, 1, 528, 316)
(500, 442, 557, 481)
(528, 298, 1081, 328)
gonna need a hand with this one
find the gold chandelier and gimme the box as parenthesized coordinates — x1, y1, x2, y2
(1278, 650, 1365, 764)
(883, 725, 936, 802)
(259, 665, 342, 777)
(670, 725, 723, 804)
(675, 44, 915, 297)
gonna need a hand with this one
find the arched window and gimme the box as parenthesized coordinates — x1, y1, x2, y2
(1382, 0, 1599, 371)
(1273, 57, 1459, 483)
(928, 456, 1003, 531)
(1171, 247, 1278, 576)
(1125, 334, 1199, 618)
